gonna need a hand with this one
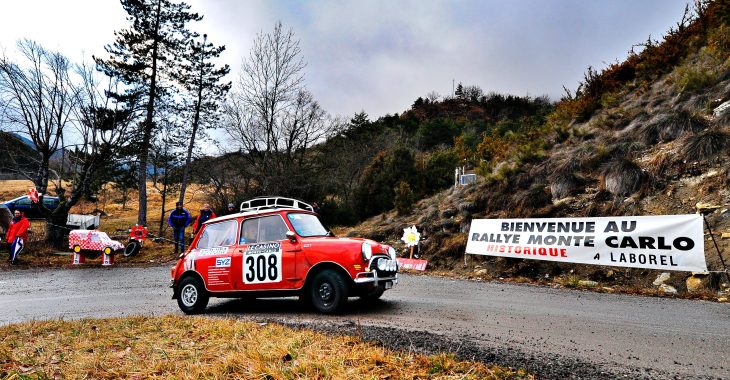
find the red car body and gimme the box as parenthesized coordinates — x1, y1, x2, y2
(170, 197, 399, 314)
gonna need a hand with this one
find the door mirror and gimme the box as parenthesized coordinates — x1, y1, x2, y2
(285, 231, 297, 243)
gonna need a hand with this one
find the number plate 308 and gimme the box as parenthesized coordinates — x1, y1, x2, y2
(243, 251, 282, 284)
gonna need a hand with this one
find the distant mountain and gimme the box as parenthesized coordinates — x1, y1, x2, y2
(0, 132, 40, 179)
(11, 133, 35, 149)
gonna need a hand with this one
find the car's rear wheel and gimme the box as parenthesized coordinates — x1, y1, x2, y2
(177, 276, 209, 314)
(310, 270, 348, 314)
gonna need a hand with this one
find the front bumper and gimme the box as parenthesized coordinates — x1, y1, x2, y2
(354, 271, 398, 287)
(354, 256, 399, 286)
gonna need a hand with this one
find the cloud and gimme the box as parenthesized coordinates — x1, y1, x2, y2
(0, 0, 689, 120)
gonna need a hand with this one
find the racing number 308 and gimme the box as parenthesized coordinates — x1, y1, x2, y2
(244, 253, 279, 283)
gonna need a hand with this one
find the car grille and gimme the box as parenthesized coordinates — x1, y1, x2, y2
(370, 256, 398, 276)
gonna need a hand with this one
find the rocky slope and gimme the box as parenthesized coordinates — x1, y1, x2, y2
(347, 9, 730, 298)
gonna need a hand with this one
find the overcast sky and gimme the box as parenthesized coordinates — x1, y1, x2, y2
(0, 0, 689, 120)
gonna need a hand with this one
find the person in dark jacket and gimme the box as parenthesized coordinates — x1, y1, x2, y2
(168, 202, 191, 254)
(192, 203, 216, 234)
(223, 203, 236, 216)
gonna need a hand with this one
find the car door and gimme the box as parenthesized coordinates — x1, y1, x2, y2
(191, 219, 239, 292)
(232, 214, 299, 291)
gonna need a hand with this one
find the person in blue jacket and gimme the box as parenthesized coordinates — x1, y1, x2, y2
(168, 201, 191, 254)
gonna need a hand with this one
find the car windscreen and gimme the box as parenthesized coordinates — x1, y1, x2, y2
(287, 213, 328, 237)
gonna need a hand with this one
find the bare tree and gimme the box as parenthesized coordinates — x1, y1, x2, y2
(462, 85, 484, 101)
(41, 63, 139, 244)
(223, 22, 336, 196)
(0, 39, 81, 195)
(0, 42, 137, 245)
(426, 91, 441, 103)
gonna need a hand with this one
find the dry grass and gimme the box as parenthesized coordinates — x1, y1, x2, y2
(0, 315, 531, 380)
(600, 159, 645, 196)
(679, 129, 730, 163)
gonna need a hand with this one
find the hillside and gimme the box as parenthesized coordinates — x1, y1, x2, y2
(346, 1, 730, 296)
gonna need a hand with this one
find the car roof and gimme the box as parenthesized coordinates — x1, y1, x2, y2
(203, 208, 313, 225)
(4, 194, 59, 203)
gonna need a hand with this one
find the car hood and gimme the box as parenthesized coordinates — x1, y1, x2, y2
(300, 236, 392, 255)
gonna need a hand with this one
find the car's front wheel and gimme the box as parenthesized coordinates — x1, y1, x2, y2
(177, 276, 209, 314)
(360, 284, 385, 302)
(310, 270, 348, 314)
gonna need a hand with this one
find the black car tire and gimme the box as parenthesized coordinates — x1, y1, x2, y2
(310, 270, 348, 314)
(360, 284, 385, 302)
(124, 240, 141, 257)
(176, 276, 209, 314)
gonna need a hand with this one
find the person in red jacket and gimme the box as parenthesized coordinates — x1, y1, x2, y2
(192, 203, 216, 235)
(6, 210, 30, 265)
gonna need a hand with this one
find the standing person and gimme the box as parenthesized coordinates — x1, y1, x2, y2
(192, 203, 216, 235)
(168, 202, 191, 255)
(312, 201, 321, 214)
(223, 203, 236, 216)
(6, 210, 29, 265)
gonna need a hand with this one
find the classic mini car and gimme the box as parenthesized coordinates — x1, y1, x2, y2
(170, 197, 399, 314)
(69, 230, 125, 255)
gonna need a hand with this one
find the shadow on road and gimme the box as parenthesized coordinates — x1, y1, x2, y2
(205, 297, 400, 317)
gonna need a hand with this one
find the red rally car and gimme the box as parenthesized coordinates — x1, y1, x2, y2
(170, 197, 399, 314)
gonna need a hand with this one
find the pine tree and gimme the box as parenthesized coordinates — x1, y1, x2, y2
(95, 0, 202, 226)
(455, 82, 464, 98)
(172, 33, 231, 203)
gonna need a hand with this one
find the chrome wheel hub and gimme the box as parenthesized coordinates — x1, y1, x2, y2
(181, 284, 198, 307)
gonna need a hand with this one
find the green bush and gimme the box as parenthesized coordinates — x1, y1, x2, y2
(394, 181, 415, 215)
(675, 64, 716, 93)
(353, 146, 417, 219)
(421, 148, 459, 193)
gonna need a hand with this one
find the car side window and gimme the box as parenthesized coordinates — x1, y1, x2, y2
(259, 215, 289, 242)
(240, 219, 258, 245)
(239, 215, 289, 244)
(197, 220, 238, 249)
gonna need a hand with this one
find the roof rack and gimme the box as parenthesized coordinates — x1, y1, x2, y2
(240, 197, 313, 213)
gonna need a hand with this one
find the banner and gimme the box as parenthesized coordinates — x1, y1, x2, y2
(466, 215, 707, 272)
(397, 258, 428, 271)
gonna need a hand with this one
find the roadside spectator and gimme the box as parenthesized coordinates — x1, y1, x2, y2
(168, 202, 191, 255)
(312, 201, 321, 214)
(192, 204, 216, 234)
(6, 210, 29, 265)
(223, 203, 236, 216)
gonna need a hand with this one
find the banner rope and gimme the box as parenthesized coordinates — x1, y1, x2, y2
(38, 220, 181, 246)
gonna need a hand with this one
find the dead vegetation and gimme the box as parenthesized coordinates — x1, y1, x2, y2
(0, 315, 531, 379)
(680, 128, 730, 163)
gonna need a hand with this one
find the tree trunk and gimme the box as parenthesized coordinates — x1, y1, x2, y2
(46, 203, 71, 249)
(179, 44, 205, 204)
(137, 0, 162, 227)
(158, 166, 169, 236)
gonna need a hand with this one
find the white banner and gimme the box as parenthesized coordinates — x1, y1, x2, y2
(466, 215, 707, 272)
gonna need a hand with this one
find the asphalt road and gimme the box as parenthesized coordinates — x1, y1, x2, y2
(1, 265, 728, 379)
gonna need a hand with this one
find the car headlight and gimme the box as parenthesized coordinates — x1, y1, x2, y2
(388, 246, 396, 259)
(361, 243, 373, 261)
